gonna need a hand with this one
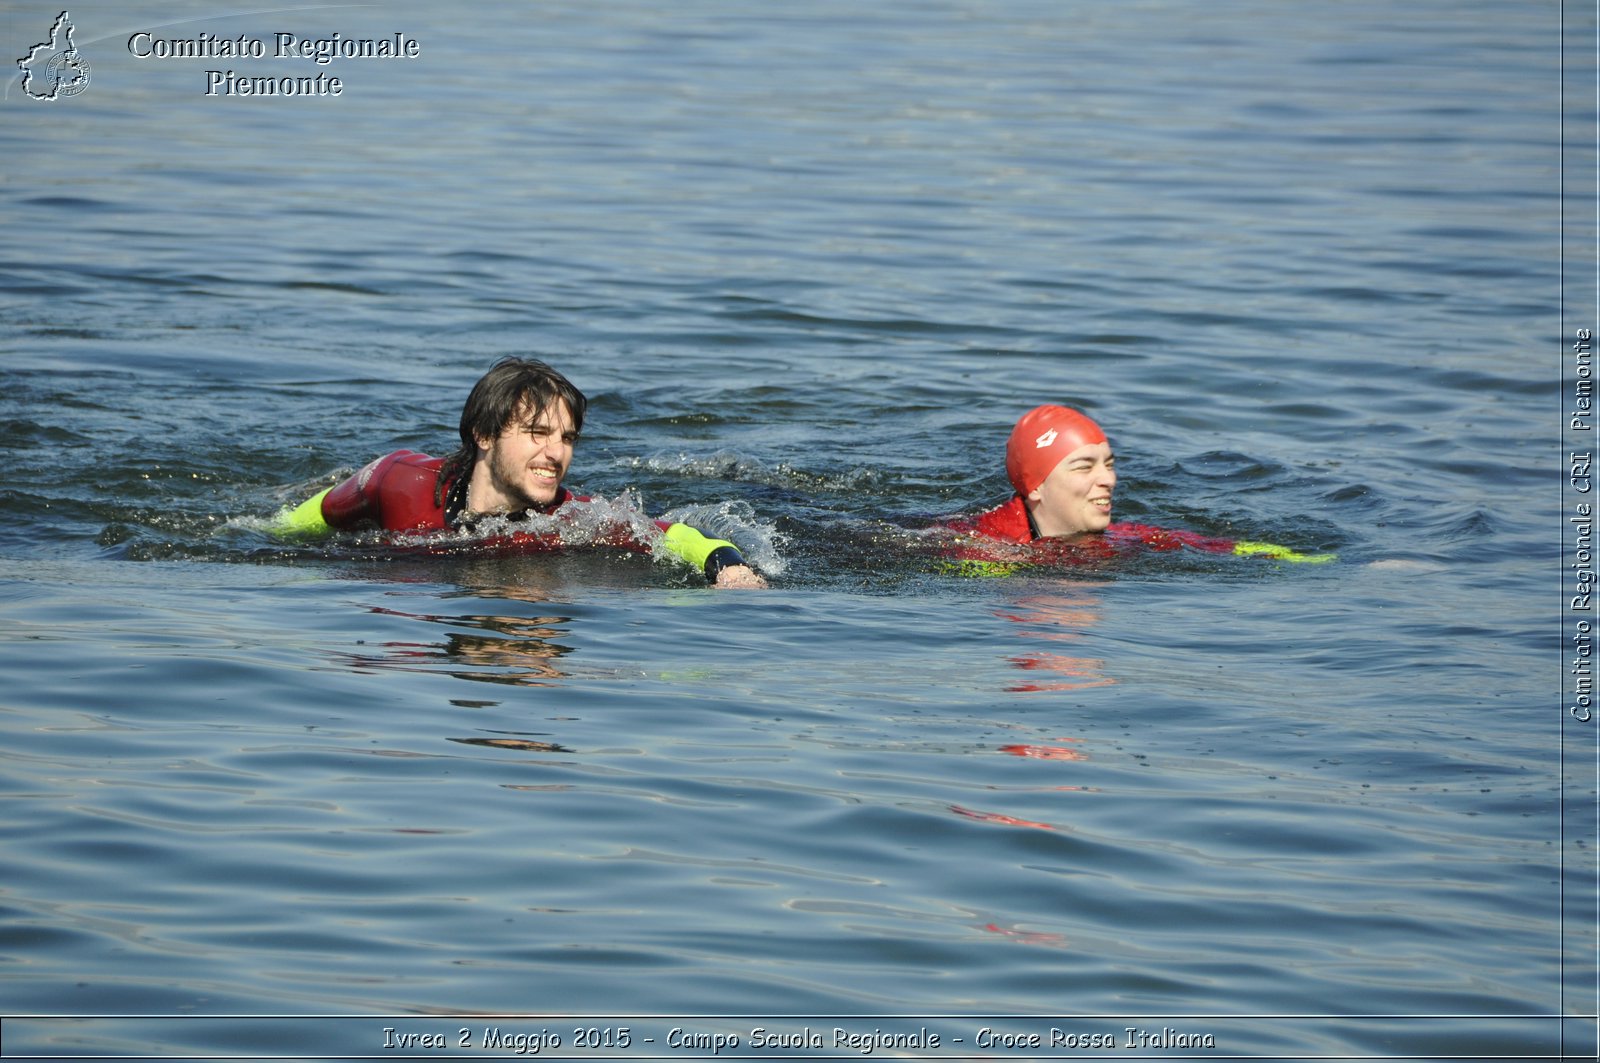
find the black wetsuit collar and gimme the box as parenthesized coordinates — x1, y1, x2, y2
(1022, 496, 1042, 542)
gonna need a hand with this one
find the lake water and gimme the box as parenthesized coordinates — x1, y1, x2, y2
(2, 1, 1592, 1059)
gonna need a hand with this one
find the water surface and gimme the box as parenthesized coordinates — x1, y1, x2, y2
(0, 1, 1584, 1058)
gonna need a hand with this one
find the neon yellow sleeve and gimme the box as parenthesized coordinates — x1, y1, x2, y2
(937, 559, 1021, 578)
(660, 522, 739, 570)
(270, 488, 332, 538)
(1232, 540, 1337, 564)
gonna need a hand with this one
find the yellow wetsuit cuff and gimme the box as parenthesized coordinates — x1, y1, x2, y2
(661, 522, 745, 578)
(1233, 540, 1337, 564)
(271, 488, 332, 538)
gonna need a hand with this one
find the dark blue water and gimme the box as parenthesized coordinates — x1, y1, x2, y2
(1, 1, 1589, 1059)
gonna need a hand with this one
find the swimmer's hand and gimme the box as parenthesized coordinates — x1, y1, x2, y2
(712, 564, 768, 589)
(1232, 540, 1337, 564)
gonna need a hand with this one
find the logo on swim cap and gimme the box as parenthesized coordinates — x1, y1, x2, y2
(1035, 429, 1057, 449)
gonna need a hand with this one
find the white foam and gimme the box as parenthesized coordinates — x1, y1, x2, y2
(390, 489, 664, 551)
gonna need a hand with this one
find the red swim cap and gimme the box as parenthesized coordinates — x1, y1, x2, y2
(1005, 405, 1108, 495)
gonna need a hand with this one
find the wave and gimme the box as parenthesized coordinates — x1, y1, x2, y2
(617, 450, 886, 494)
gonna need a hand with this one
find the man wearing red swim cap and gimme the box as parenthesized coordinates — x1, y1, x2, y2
(949, 405, 1124, 544)
(1005, 404, 1116, 539)
(947, 404, 1335, 563)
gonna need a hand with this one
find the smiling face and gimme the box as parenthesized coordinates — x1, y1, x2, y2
(465, 397, 577, 515)
(1024, 440, 1116, 538)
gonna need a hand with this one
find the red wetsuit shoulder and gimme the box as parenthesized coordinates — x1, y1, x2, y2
(946, 496, 1033, 544)
(321, 450, 451, 533)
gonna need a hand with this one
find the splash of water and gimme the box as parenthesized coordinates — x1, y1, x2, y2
(244, 486, 789, 579)
(658, 498, 788, 576)
(388, 489, 664, 552)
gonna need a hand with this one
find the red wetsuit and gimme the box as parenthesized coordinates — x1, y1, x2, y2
(317, 450, 666, 556)
(945, 496, 1236, 559)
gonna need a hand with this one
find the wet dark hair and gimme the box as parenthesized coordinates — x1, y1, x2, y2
(435, 357, 587, 509)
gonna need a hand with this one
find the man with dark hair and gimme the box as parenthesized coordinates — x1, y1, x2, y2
(434, 356, 591, 519)
(274, 358, 767, 587)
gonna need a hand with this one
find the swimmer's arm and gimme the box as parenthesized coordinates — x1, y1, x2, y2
(1231, 540, 1337, 564)
(270, 487, 333, 538)
(270, 453, 407, 539)
(659, 522, 769, 588)
(934, 534, 1336, 577)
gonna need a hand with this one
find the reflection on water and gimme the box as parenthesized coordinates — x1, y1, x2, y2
(952, 587, 1109, 832)
(336, 598, 577, 687)
(448, 736, 571, 753)
(948, 804, 1058, 832)
(980, 922, 1071, 949)
(995, 586, 1116, 694)
(432, 618, 572, 686)
(999, 740, 1087, 762)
